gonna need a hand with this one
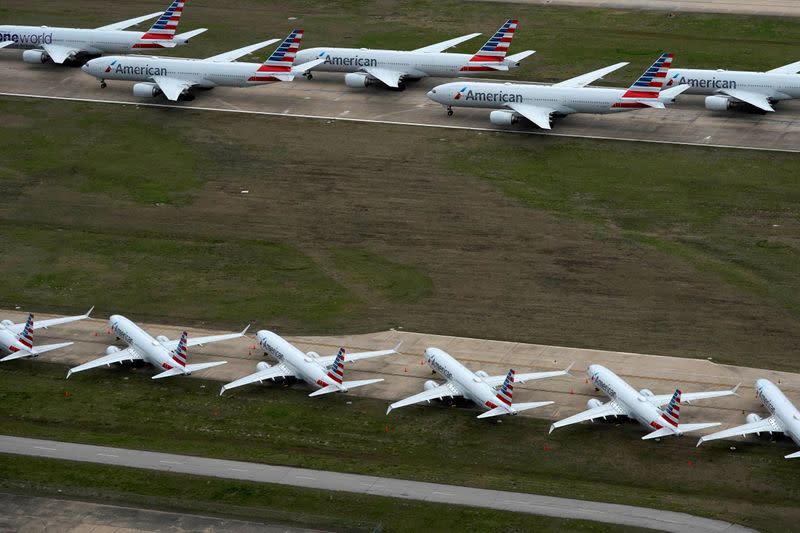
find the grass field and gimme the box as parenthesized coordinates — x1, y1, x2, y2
(4, 0, 800, 86)
(1, 361, 799, 532)
(0, 98, 798, 370)
(0, 457, 649, 533)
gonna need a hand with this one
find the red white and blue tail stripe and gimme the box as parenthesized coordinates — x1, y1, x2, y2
(661, 389, 681, 427)
(462, 19, 517, 71)
(248, 29, 304, 82)
(622, 52, 673, 99)
(18, 313, 34, 350)
(496, 368, 515, 406)
(327, 347, 345, 385)
(135, 0, 187, 48)
(172, 331, 188, 367)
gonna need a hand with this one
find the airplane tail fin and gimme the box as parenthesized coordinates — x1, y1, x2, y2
(661, 388, 682, 428)
(17, 313, 34, 350)
(613, 52, 673, 108)
(461, 19, 518, 72)
(248, 29, 305, 81)
(327, 347, 346, 385)
(495, 368, 515, 406)
(135, 0, 189, 48)
(172, 331, 188, 368)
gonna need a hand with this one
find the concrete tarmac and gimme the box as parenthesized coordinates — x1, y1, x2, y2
(482, 0, 800, 17)
(2, 54, 799, 153)
(0, 492, 326, 533)
(0, 435, 756, 533)
(6, 309, 799, 432)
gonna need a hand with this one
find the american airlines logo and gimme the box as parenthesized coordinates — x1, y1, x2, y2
(670, 74, 737, 89)
(111, 323, 133, 345)
(456, 87, 522, 103)
(323, 55, 377, 67)
(111, 62, 168, 76)
(593, 374, 615, 398)
(429, 356, 453, 380)
(0, 31, 53, 45)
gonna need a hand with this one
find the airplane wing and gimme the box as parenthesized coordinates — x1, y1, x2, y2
(386, 382, 463, 413)
(506, 102, 555, 130)
(67, 348, 143, 378)
(552, 62, 629, 88)
(650, 384, 740, 407)
(549, 400, 627, 432)
(697, 416, 785, 445)
(42, 43, 79, 64)
(95, 11, 162, 31)
(718, 89, 774, 112)
(317, 343, 400, 366)
(24, 307, 93, 332)
(220, 363, 297, 394)
(483, 364, 572, 387)
(204, 39, 280, 62)
(164, 326, 249, 350)
(766, 60, 800, 75)
(363, 66, 403, 88)
(412, 32, 481, 54)
(151, 76, 195, 102)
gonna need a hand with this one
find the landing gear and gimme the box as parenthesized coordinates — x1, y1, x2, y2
(304, 72, 313, 80)
(100, 80, 107, 89)
(446, 106, 453, 117)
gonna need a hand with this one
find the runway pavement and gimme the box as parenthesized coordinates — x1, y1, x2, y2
(484, 0, 800, 17)
(0, 435, 756, 533)
(2, 54, 800, 152)
(6, 309, 799, 431)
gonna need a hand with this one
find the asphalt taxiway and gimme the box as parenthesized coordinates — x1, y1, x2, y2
(2, 55, 800, 152)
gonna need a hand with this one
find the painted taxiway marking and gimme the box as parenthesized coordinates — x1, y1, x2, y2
(159, 460, 184, 465)
(295, 475, 317, 481)
(97, 453, 119, 458)
(34, 446, 57, 451)
(228, 468, 249, 473)
(1, 91, 797, 154)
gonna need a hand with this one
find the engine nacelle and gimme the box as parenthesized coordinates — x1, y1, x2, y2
(475, 370, 489, 378)
(639, 389, 654, 397)
(1, 319, 14, 327)
(344, 72, 372, 88)
(256, 361, 271, 372)
(489, 110, 519, 126)
(23, 50, 48, 64)
(105, 346, 120, 355)
(156, 335, 169, 343)
(424, 380, 439, 391)
(132, 82, 161, 98)
(746, 413, 762, 424)
(705, 95, 732, 111)
(587, 398, 603, 409)
(306, 351, 319, 359)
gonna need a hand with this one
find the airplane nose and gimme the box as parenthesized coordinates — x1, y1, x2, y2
(81, 64, 88, 72)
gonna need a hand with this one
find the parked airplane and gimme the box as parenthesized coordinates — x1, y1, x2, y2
(0, 0, 205, 65)
(697, 379, 800, 459)
(81, 29, 323, 101)
(293, 19, 534, 90)
(67, 314, 246, 379)
(0, 308, 93, 361)
(550, 364, 739, 439)
(666, 60, 800, 112)
(427, 52, 689, 129)
(386, 347, 571, 419)
(220, 330, 398, 396)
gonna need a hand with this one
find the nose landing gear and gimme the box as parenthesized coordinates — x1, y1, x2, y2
(100, 80, 107, 89)
(446, 106, 453, 117)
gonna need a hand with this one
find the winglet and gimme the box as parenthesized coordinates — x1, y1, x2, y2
(732, 383, 741, 396)
(219, 386, 226, 396)
(241, 324, 251, 336)
(84, 306, 95, 318)
(386, 405, 394, 415)
(548, 423, 556, 435)
(393, 341, 403, 353)
(66, 369, 73, 380)
(564, 362, 575, 376)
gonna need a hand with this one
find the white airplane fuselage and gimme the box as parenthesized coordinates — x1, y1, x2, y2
(83, 55, 278, 88)
(588, 364, 668, 430)
(295, 47, 520, 78)
(756, 379, 800, 445)
(428, 81, 642, 116)
(0, 26, 154, 55)
(257, 330, 336, 390)
(0, 324, 27, 356)
(109, 314, 181, 371)
(426, 347, 507, 410)
(667, 68, 800, 100)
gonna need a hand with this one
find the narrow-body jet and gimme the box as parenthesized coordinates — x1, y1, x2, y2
(0, 308, 93, 361)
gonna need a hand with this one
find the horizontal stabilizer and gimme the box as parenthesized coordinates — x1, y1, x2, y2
(308, 378, 384, 397)
(642, 427, 675, 440)
(152, 360, 226, 379)
(510, 400, 554, 413)
(785, 451, 800, 459)
(504, 50, 535, 65)
(1, 341, 74, 362)
(643, 422, 720, 440)
(659, 83, 691, 101)
(186, 361, 227, 374)
(291, 57, 325, 75)
(476, 406, 510, 419)
(152, 367, 185, 379)
(174, 28, 208, 43)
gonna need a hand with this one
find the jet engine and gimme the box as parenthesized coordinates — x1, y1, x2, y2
(132, 82, 161, 98)
(489, 110, 519, 126)
(424, 380, 439, 391)
(256, 361, 271, 372)
(105, 346, 120, 355)
(23, 50, 48, 64)
(344, 72, 373, 88)
(306, 351, 319, 359)
(705, 95, 732, 111)
(587, 398, 603, 409)
(156, 335, 170, 343)
(639, 389, 654, 397)
(746, 413, 763, 424)
(475, 370, 489, 378)
(1, 319, 14, 327)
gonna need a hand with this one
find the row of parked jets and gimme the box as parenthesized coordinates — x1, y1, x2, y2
(4, 3, 800, 128)
(2, 309, 798, 458)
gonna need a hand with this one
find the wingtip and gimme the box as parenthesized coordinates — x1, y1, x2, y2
(386, 405, 393, 415)
(66, 370, 72, 379)
(219, 387, 226, 396)
(85, 306, 95, 317)
(732, 382, 742, 395)
(548, 424, 555, 435)
(564, 361, 575, 375)
(241, 324, 251, 336)
(393, 341, 403, 353)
